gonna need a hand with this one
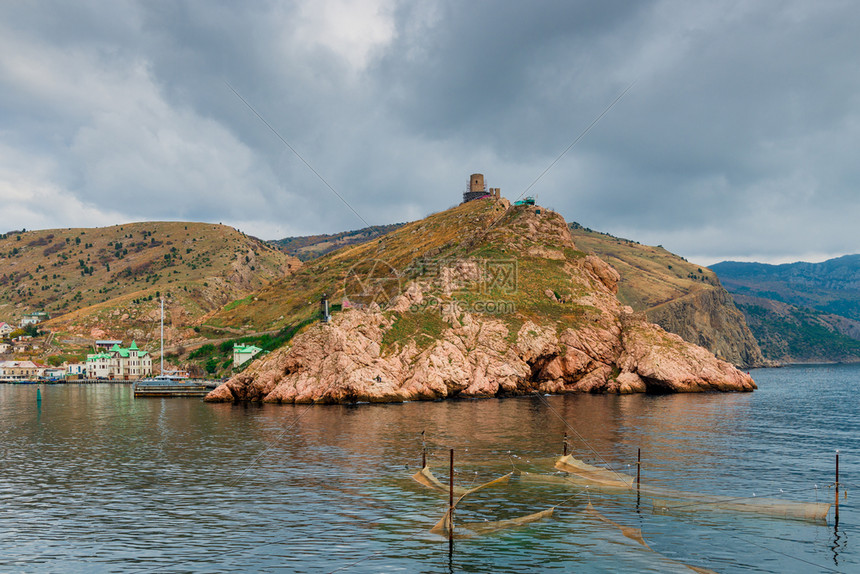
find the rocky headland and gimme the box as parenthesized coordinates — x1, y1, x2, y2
(206, 199, 754, 403)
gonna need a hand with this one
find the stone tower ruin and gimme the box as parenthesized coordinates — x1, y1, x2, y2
(462, 173, 500, 203)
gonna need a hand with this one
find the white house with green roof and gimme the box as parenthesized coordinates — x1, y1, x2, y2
(86, 341, 152, 380)
(20, 311, 49, 327)
(233, 344, 263, 368)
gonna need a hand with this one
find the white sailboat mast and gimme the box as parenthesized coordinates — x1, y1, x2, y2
(160, 297, 164, 376)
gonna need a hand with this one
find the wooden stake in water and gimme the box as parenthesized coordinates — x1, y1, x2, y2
(636, 448, 641, 487)
(563, 433, 568, 456)
(835, 450, 840, 523)
(422, 430, 426, 468)
(448, 448, 454, 543)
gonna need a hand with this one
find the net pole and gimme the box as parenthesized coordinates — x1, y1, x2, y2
(636, 447, 641, 508)
(835, 450, 839, 524)
(422, 430, 426, 468)
(449, 448, 455, 546)
(636, 448, 641, 486)
(563, 433, 568, 456)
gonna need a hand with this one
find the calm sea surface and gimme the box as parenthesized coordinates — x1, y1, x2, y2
(1, 364, 857, 573)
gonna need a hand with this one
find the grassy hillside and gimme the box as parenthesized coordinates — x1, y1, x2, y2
(271, 223, 406, 261)
(208, 199, 514, 331)
(568, 223, 719, 309)
(208, 198, 614, 347)
(0, 222, 299, 344)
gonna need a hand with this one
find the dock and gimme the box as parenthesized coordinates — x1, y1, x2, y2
(133, 380, 220, 398)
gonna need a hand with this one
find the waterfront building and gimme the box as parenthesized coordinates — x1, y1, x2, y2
(43, 367, 65, 380)
(85, 341, 152, 380)
(233, 344, 263, 368)
(66, 363, 87, 379)
(0, 360, 42, 380)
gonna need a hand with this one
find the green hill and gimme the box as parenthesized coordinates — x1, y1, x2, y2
(0, 222, 299, 351)
(712, 256, 860, 320)
(207, 199, 512, 331)
(712, 257, 860, 363)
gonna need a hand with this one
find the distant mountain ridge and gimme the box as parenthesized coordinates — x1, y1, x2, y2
(271, 223, 406, 261)
(711, 255, 860, 363)
(711, 255, 860, 320)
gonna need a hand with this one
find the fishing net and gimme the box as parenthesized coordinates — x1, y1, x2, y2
(431, 507, 555, 538)
(413, 465, 554, 537)
(648, 491, 831, 521)
(553, 455, 830, 522)
(555, 454, 635, 489)
(585, 501, 649, 548)
(411, 466, 512, 497)
(410, 449, 830, 551)
(585, 502, 717, 574)
(412, 466, 469, 496)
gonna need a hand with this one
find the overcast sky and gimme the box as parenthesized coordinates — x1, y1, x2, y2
(2, 1, 859, 265)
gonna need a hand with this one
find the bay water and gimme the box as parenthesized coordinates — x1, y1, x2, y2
(1, 364, 857, 573)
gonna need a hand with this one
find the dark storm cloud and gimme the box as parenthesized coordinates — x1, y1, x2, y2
(1, 0, 859, 263)
(374, 2, 647, 148)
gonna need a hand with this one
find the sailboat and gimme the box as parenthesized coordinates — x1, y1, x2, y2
(133, 299, 215, 397)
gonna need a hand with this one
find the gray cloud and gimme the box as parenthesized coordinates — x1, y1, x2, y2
(1, 0, 859, 263)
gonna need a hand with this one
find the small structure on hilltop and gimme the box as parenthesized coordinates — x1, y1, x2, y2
(20, 311, 49, 327)
(462, 173, 501, 203)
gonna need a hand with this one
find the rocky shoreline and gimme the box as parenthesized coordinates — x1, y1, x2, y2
(204, 309, 755, 404)
(206, 268, 754, 404)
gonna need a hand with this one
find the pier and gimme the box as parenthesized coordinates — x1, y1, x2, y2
(133, 380, 219, 398)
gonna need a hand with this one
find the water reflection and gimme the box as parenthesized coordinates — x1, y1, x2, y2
(0, 368, 857, 573)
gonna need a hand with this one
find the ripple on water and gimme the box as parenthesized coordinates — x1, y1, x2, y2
(0, 368, 857, 573)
